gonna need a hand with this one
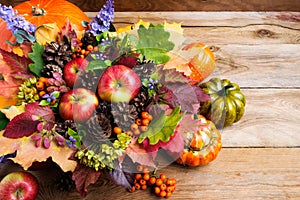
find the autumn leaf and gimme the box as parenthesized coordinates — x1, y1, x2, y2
(0, 104, 26, 120)
(72, 163, 102, 197)
(126, 138, 156, 168)
(166, 83, 210, 113)
(141, 126, 184, 159)
(28, 42, 45, 77)
(138, 106, 184, 145)
(0, 49, 32, 77)
(35, 23, 59, 45)
(0, 50, 33, 107)
(3, 103, 55, 138)
(155, 65, 191, 84)
(0, 130, 77, 172)
(108, 156, 135, 190)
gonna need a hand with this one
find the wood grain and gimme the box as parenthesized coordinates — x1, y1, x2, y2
(5, 0, 300, 11)
(2, 148, 298, 200)
(110, 12, 300, 29)
(222, 89, 300, 147)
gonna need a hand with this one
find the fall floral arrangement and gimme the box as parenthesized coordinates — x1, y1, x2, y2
(0, 0, 246, 199)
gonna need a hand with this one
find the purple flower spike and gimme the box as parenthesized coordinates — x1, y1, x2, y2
(89, 0, 114, 35)
(0, 4, 36, 34)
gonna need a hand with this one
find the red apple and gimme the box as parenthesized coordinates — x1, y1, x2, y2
(98, 65, 141, 102)
(0, 171, 39, 200)
(63, 58, 89, 88)
(59, 88, 99, 123)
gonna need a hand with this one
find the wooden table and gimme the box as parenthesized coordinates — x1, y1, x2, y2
(1, 11, 300, 199)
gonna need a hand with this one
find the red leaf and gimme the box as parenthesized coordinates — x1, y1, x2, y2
(72, 164, 102, 197)
(3, 103, 55, 138)
(3, 112, 39, 138)
(141, 126, 184, 159)
(25, 102, 55, 122)
(0, 49, 32, 76)
(126, 138, 156, 168)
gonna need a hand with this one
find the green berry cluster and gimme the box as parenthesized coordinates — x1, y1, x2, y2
(75, 143, 123, 171)
(17, 77, 39, 103)
(112, 133, 131, 150)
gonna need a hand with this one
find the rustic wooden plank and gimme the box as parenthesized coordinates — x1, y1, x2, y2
(221, 89, 300, 147)
(2, 148, 295, 200)
(208, 44, 300, 88)
(108, 12, 300, 29)
(6, 0, 300, 12)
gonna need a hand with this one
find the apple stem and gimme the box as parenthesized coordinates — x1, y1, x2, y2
(16, 188, 24, 200)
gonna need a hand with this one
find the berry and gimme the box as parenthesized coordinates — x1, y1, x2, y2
(148, 177, 156, 185)
(160, 173, 167, 181)
(141, 111, 149, 119)
(155, 178, 163, 186)
(87, 45, 93, 51)
(113, 126, 122, 134)
(135, 173, 142, 180)
(139, 179, 147, 185)
(141, 184, 147, 190)
(141, 118, 150, 126)
(154, 186, 161, 195)
(140, 125, 148, 132)
(135, 118, 142, 126)
(159, 190, 167, 197)
(36, 81, 45, 90)
(166, 192, 172, 198)
(143, 173, 150, 181)
(134, 183, 141, 190)
(160, 183, 167, 191)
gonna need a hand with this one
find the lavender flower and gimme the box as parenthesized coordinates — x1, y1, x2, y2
(89, 0, 114, 35)
(0, 4, 36, 34)
(66, 136, 77, 148)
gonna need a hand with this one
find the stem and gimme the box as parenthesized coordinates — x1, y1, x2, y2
(32, 5, 46, 16)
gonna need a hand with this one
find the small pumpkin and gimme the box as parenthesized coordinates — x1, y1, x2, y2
(164, 42, 215, 85)
(199, 78, 246, 128)
(13, 0, 90, 30)
(176, 115, 222, 167)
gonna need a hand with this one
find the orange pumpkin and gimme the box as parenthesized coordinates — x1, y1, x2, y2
(165, 42, 215, 85)
(176, 115, 222, 167)
(14, 0, 90, 30)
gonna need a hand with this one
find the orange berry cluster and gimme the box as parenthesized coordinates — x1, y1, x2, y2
(113, 111, 153, 136)
(129, 165, 176, 198)
(36, 77, 49, 97)
(72, 41, 95, 59)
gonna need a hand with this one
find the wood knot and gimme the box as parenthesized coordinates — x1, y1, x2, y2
(209, 45, 220, 52)
(256, 29, 274, 38)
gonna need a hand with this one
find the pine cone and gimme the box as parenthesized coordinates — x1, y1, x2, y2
(96, 101, 113, 122)
(133, 60, 156, 80)
(56, 120, 77, 139)
(42, 39, 73, 68)
(41, 64, 63, 78)
(130, 86, 153, 113)
(75, 70, 99, 92)
(81, 32, 98, 48)
(111, 102, 139, 130)
(81, 113, 112, 147)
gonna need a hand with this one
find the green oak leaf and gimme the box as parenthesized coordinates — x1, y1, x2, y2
(0, 111, 9, 130)
(137, 24, 174, 64)
(138, 106, 184, 145)
(28, 42, 45, 77)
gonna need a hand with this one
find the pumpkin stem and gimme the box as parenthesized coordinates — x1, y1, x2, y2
(32, 4, 46, 16)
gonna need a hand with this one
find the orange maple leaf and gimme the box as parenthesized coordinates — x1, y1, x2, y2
(0, 130, 77, 172)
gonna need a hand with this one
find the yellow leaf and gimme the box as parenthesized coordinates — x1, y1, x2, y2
(35, 23, 60, 45)
(0, 131, 77, 172)
(0, 104, 26, 120)
(164, 21, 185, 50)
(12, 46, 24, 57)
